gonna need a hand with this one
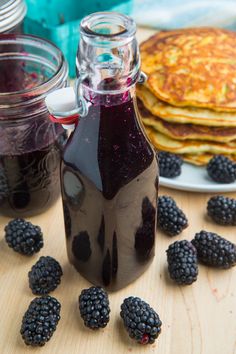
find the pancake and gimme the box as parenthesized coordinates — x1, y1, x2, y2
(137, 99, 236, 142)
(137, 85, 236, 127)
(182, 153, 236, 166)
(141, 28, 236, 111)
(145, 128, 236, 154)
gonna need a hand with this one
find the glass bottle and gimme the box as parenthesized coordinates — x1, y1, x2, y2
(61, 12, 158, 291)
(0, 34, 68, 216)
(0, 0, 26, 34)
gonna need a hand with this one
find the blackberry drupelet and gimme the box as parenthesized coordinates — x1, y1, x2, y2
(28, 256, 63, 295)
(4, 218, 43, 255)
(166, 240, 198, 285)
(20, 296, 61, 346)
(157, 196, 188, 236)
(158, 151, 183, 178)
(207, 155, 236, 183)
(79, 287, 110, 329)
(120, 297, 162, 344)
(192, 230, 236, 268)
(207, 195, 236, 225)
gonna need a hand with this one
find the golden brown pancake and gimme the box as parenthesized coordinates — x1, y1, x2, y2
(137, 99, 236, 142)
(141, 28, 236, 111)
(145, 127, 236, 155)
(182, 153, 236, 166)
(137, 85, 236, 127)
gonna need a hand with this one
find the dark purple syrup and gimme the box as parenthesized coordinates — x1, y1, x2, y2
(61, 93, 158, 291)
(0, 115, 66, 217)
(0, 57, 67, 216)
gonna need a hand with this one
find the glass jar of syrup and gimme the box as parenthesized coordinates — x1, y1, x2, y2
(0, 34, 68, 216)
(0, 0, 27, 34)
(59, 12, 158, 291)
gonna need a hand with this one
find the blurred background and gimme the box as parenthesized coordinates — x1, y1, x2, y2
(2, 0, 236, 76)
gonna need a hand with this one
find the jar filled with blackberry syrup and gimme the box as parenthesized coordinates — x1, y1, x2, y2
(47, 12, 158, 291)
(0, 0, 26, 34)
(0, 35, 68, 216)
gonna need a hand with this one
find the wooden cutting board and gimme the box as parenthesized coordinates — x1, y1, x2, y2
(0, 186, 235, 354)
(0, 28, 235, 354)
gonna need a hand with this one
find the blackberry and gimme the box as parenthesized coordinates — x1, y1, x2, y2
(207, 155, 236, 183)
(79, 287, 110, 329)
(192, 230, 236, 269)
(120, 297, 162, 344)
(157, 196, 188, 236)
(166, 240, 198, 285)
(158, 151, 183, 178)
(207, 195, 236, 225)
(28, 256, 63, 295)
(20, 296, 61, 346)
(4, 218, 43, 255)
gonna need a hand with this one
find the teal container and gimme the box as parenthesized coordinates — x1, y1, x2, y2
(24, 0, 133, 77)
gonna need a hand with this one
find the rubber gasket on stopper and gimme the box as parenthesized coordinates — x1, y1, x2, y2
(49, 114, 79, 125)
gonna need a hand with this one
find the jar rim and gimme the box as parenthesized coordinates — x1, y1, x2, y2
(0, 34, 67, 96)
(0, 0, 26, 33)
(0, 34, 68, 119)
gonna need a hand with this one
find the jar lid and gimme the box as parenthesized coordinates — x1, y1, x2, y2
(0, 0, 27, 33)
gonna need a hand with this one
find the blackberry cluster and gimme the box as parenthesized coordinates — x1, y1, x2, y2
(166, 240, 198, 285)
(20, 296, 61, 346)
(120, 296, 162, 344)
(207, 155, 236, 183)
(158, 151, 183, 178)
(4, 218, 43, 255)
(192, 231, 236, 269)
(207, 195, 236, 225)
(157, 196, 188, 236)
(79, 287, 110, 329)
(28, 256, 63, 295)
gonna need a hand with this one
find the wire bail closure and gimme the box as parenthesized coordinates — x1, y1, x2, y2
(46, 71, 147, 130)
(45, 74, 88, 130)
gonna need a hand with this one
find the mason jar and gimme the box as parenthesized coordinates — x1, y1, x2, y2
(0, 34, 68, 216)
(0, 0, 27, 34)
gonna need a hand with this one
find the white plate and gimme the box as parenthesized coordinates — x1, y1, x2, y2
(159, 162, 236, 193)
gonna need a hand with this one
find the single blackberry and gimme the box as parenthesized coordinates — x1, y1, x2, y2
(166, 240, 198, 285)
(4, 218, 43, 255)
(157, 196, 188, 236)
(120, 297, 162, 344)
(158, 151, 183, 178)
(207, 195, 236, 225)
(79, 287, 110, 329)
(28, 256, 63, 295)
(20, 296, 61, 346)
(192, 230, 236, 268)
(207, 155, 236, 183)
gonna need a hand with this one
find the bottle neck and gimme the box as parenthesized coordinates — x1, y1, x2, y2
(77, 12, 140, 96)
(83, 83, 136, 107)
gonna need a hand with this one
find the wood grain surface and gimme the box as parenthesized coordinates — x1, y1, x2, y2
(0, 28, 235, 354)
(0, 187, 236, 354)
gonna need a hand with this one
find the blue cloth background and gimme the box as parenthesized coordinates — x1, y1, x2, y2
(133, 0, 236, 30)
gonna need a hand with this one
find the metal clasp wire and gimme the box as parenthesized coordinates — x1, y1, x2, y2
(49, 74, 88, 119)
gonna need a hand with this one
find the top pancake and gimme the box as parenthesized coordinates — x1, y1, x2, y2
(141, 28, 236, 112)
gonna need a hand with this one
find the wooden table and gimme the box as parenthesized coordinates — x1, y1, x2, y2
(1, 29, 236, 354)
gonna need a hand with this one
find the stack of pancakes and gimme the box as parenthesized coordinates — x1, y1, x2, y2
(137, 28, 236, 165)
